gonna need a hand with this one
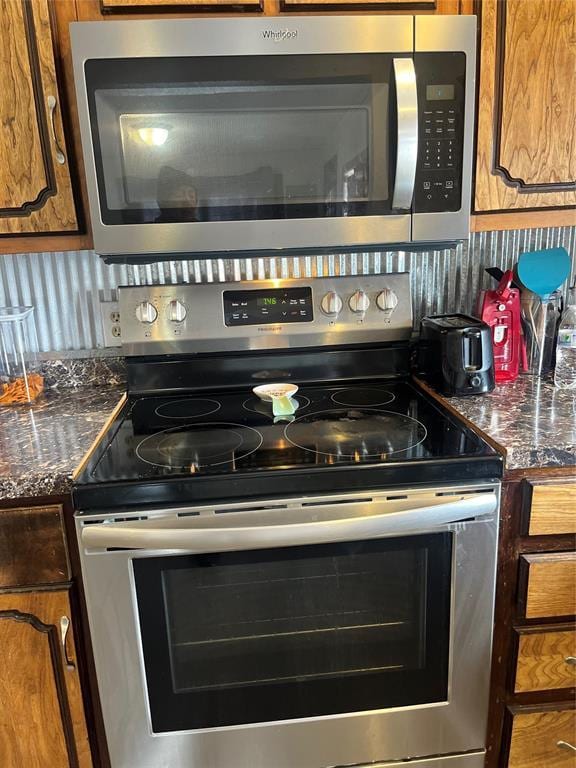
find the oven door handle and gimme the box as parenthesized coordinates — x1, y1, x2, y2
(391, 57, 418, 210)
(81, 493, 496, 553)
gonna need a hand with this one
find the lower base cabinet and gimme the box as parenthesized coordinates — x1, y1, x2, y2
(508, 708, 576, 768)
(486, 473, 576, 768)
(0, 588, 92, 768)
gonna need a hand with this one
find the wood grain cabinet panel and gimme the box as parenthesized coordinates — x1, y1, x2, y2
(0, 0, 78, 235)
(474, 0, 576, 217)
(100, 0, 263, 9)
(281, 0, 435, 9)
(515, 627, 576, 693)
(0, 505, 70, 589)
(508, 708, 576, 768)
(280, 0, 463, 11)
(526, 484, 576, 536)
(519, 553, 576, 620)
(0, 589, 92, 768)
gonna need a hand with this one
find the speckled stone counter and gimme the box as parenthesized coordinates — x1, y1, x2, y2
(448, 377, 576, 471)
(0, 385, 124, 500)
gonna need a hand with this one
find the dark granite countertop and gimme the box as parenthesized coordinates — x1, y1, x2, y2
(447, 376, 576, 471)
(0, 385, 124, 500)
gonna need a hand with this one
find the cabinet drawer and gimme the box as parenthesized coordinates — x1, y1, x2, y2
(525, 483, 576, 536)
(508, 708, 576, 768)
(519, 553, 576, 619)
(515, 626, 576, 692)
(0, 505, 70, 588)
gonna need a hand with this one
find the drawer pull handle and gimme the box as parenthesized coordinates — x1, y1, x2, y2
(557, 741, 576, 753)
(60, 616, 75, 670)
(47, 95, 66, 165)
(565, 656, 576, 666)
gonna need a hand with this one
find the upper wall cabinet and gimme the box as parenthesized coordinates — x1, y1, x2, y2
(474, 0, 576, 227)
(0, 0, 78, 236)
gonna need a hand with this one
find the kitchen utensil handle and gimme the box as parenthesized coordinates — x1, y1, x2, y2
(81, 493, 496, 553)
(47, 95, 66, 165)
(557, 741, 576, 753)
(391, 58, 418, 210)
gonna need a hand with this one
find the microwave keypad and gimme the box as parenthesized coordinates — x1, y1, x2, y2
(413, 53, 466, 214)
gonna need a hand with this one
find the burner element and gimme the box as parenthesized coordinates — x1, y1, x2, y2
(284, 408, 427, 459)
(136, 422, 263, 470)
(330, 388, 395, 408)
(155, 398, 221, 419)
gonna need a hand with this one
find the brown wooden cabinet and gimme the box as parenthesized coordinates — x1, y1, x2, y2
(0, 0, 79, 237)
(486, 472, 576, 768)
(0, 501, 94, 768)
(507, 708, 576, 768)
(279, 0, 461, 13)
(100, 0, 263, 11)
(473, 0, 576, 231)
(89, 0, 464, 14)
(0, 589, 92, 768)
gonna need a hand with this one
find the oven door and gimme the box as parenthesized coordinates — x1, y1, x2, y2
(71, 17, 415, 259)
(77, 485, 499, 768)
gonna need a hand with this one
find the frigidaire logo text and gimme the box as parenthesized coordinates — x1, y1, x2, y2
(262, 29, 298, 41)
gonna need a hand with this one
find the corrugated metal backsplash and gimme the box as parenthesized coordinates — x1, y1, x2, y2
(0, 227, 574, 353)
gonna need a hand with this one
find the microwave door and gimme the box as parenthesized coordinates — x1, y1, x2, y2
(72, 29, 414, 259)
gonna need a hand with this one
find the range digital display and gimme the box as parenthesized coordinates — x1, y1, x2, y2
(224, 288, 314, 326)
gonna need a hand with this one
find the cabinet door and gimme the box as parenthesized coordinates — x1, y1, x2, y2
(518, 552, 576, 620)
(475, 0, 576, 217)
(0, 589, 92, 768)
(508, 708, 576, 768)
(0, 0, 78, 235)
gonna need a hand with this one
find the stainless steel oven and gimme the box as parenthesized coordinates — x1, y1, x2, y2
(76, 483, 499, 768)
(70, 15, 476, 261)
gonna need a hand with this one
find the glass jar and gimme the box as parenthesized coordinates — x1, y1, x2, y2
(521, 291, 563, 377)
(0, 306, 44, 405)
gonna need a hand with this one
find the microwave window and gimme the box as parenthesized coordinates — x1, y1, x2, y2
(85, 55, 394, 225)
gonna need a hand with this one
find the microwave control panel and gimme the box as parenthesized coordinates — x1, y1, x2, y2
(413, 53, 467, 214)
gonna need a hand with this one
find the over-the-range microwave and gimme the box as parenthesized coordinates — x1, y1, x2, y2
(71, 16, 476, 263)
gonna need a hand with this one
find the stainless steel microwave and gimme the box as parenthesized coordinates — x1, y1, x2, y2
(70, 16, 476, 262)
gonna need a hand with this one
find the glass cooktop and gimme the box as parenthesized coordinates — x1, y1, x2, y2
(80, 381, 498, 493)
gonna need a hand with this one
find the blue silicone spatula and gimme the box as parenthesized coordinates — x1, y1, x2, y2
(517, 247, 571, 299)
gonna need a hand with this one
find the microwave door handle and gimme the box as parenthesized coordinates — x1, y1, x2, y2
(391, 57, 418, 210)
(81, 493, 496, 552)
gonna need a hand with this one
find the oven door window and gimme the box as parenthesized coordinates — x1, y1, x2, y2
(133, 533, 451, 733)
(85, 54, 397, 225)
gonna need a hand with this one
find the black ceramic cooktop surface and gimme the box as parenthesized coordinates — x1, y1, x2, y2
(74, 381, 502, 511)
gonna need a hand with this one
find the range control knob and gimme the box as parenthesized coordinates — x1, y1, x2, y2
(320, 291, 343, 317)
(376, 288, 399, 313)
(349, 290, 370, 314)
(167, 299, 187, 323)
(135, 301, 158, 324)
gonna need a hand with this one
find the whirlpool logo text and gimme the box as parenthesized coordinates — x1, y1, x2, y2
(262, 29, 298, 41)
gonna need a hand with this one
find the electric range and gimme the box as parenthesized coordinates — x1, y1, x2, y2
(73, 275, 502, 768)
(75, 377, 500, 510)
